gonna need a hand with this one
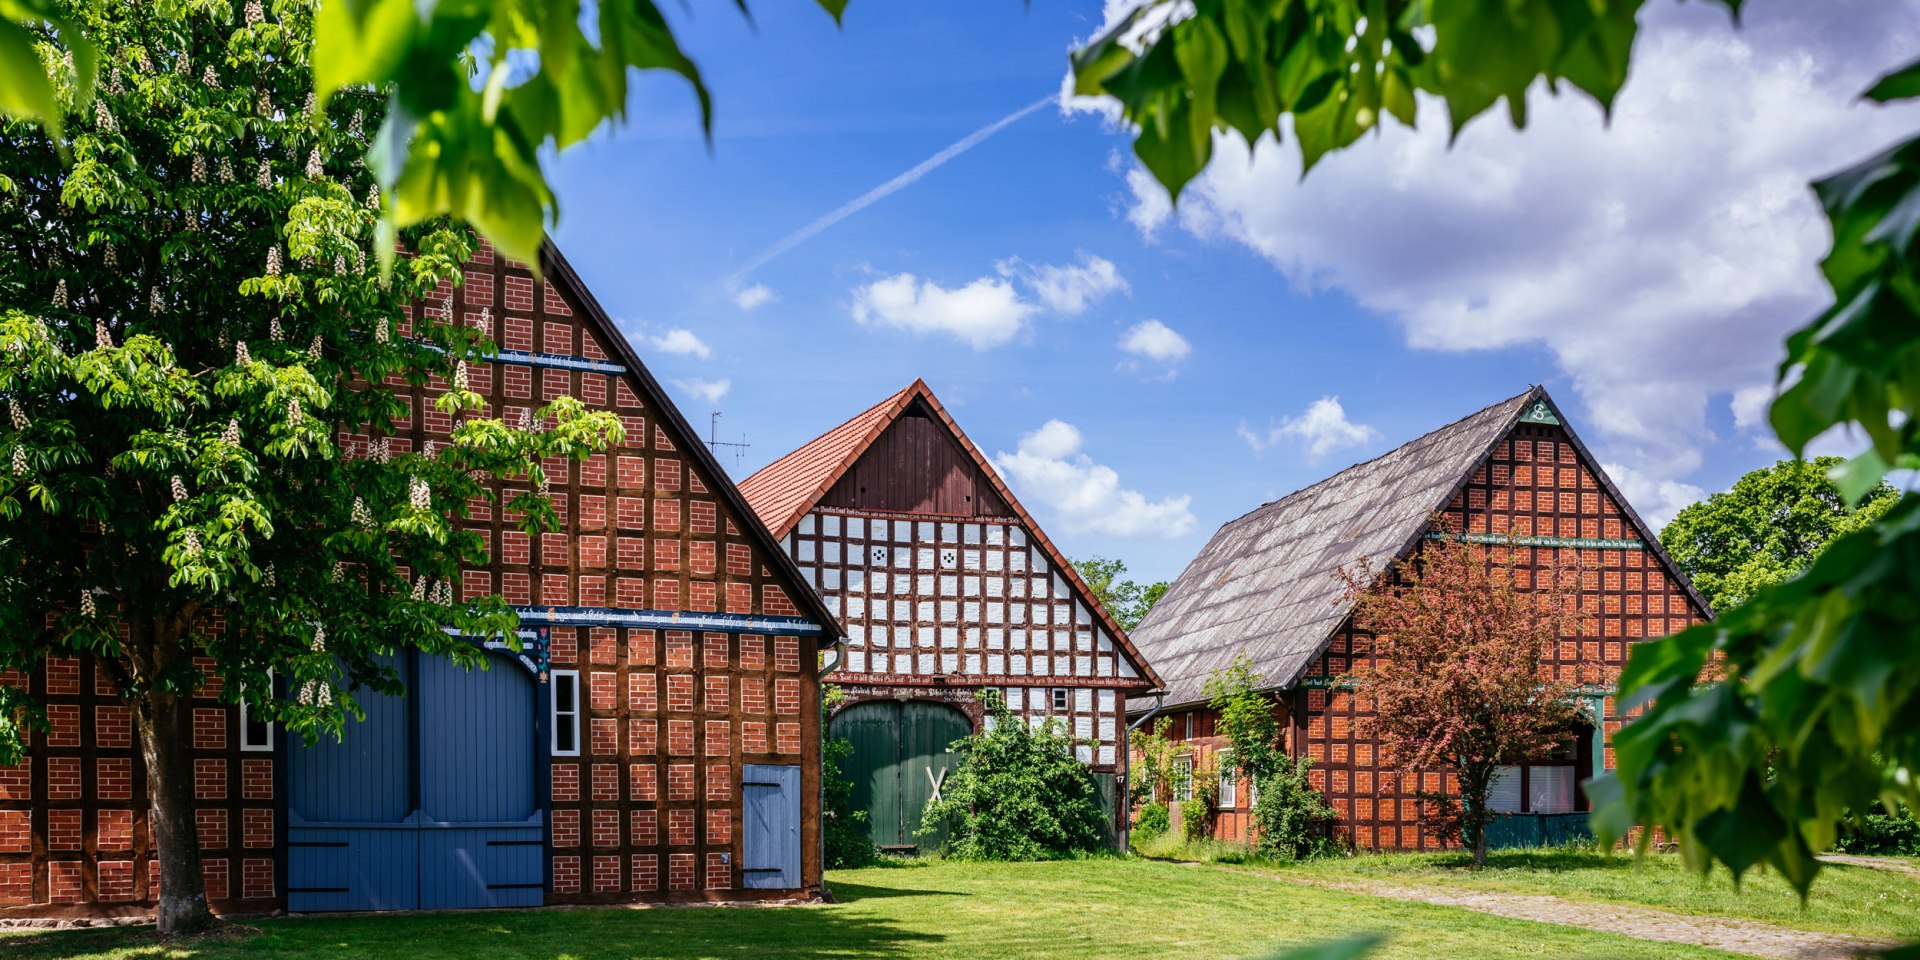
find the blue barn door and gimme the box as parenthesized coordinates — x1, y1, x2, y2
(415, 650, 545, 908)
(741, 764, 801, 889)
(287, 653, 420, 911)
(288, 648, 543, 912)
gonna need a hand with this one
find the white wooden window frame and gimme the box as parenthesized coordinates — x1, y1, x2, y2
(238, 669, 275, 752)
(1218, 751, 1238, 809)
(1173, 756, 1194, 802)
(551, 669, 582, 756)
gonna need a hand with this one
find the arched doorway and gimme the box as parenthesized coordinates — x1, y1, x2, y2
(286, 648, 544, 911)
(829, 700, 971, 854)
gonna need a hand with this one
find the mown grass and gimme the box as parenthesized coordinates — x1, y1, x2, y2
(0, 857, 1738, 960)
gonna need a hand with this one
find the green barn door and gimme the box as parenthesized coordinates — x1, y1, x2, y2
(830, 700, 971, 854)
(900, 701, 969, 853)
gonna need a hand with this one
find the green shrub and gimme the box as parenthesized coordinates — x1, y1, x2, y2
(1250, 754, 1341, 861)
(823, 734, 877, 869)
(1836, 805, 1920, 855)
(918, 692, 1106, 861)
(1181, 772, 1219, 841)
(1135, 803, 1171, 842)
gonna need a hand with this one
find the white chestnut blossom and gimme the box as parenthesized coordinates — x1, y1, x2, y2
(170, 475, 187, 502)
(52, 279, 67, 309)
(287, 397, 303, 426)
(305, 148, 323, 179)
(222, 419, 241, 445)
(409, 475, 430, 510)
(94, 320, 112, 349)
(79, 590, 96, 617)
(9, 401, 27, 430)
(235, 340, 252, 365)
(266, 245, 281, 276)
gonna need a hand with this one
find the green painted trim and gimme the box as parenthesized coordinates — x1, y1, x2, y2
(1519, 399, 1561, 425)
(1424, 532, 1645, 551)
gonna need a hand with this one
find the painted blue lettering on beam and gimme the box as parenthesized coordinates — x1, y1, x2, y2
(510, 606, 826, 637)
(1423, 532, 1645, 550)
(491, 349, 627, 376)
(408, 338, 629, 376)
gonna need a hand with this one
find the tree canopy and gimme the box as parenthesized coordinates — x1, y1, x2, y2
(1072, 555, 1168, 632)
(0, 0, 620, 932)
(1661, 457, 1899, 612)
(1340, 528, 1589, 865)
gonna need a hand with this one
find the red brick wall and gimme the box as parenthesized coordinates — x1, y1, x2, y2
(1303, 423, 1706, 850)
(0, 657, 274, 916)
(547, 629, 817, 902)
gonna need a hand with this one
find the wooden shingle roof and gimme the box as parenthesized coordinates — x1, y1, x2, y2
(740, 380, 1165, 690)
(1131, 387, 1542, 710)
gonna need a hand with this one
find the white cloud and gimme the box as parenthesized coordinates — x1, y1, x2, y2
(732, 283, 778, 312)
(994, 419, 1197, 538)
(1119, 319, 1191, 362)
(646, 327, 712, 359)
(1110, 0, 1920, 496)
(1238, 396, 1380, 460)
(675, 377, 731, 404)
(999, 253, 1131, 315)
(1603, 461, 1706, 532)
(850, 273, 1037, 349)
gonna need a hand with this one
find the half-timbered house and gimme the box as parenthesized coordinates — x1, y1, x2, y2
(739, 381, 1163, 851)
(0, 241, 840, 918)
(1128, 386, 1711, 850)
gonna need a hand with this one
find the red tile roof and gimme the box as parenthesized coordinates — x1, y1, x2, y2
(738, 382, 917, 540)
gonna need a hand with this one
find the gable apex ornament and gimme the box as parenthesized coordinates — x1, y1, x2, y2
(1519, 399, 1560, 425)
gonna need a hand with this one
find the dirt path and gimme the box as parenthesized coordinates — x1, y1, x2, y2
(1268, 872, 1896, 960)
(1820, 854, 1920, 878)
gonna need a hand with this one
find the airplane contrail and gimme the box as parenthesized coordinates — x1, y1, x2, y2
(724, 94, 1055, 289)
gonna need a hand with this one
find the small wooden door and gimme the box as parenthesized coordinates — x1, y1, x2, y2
(742, 764, 802, 889)
(829, 700, 970, 852)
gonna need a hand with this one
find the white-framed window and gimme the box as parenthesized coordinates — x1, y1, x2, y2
(1183, 711, 1194, 739)
(1051, 687, 1070, 713)
(1173, 756, 1194, 802)
(1218, 752, 1237, 809)
(239, 670, 275, 752)
(551, 669, 581, 756)
(1489, 766, 1522, 813)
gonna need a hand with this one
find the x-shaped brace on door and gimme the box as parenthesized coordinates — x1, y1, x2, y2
(926, 765, 947, 802)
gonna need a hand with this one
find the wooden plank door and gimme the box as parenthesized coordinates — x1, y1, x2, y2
(741, 764, 801, 889)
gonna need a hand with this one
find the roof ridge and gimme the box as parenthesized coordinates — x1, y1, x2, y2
(1219, 386, 1539, 530)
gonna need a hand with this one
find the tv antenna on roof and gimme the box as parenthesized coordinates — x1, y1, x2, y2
(706, 411, 749, 469)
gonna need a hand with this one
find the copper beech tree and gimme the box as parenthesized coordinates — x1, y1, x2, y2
(1339, 523, 1593, 865)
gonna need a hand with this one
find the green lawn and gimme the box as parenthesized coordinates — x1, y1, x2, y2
(0, 857, 1738, 960)
(1275, 847, 1920, 941)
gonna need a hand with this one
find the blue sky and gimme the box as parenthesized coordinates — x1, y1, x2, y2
(546, 0, 1920, 584)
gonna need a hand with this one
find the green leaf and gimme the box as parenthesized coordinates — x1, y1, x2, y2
(0, 18, 60, 138)
(1254, 935, 1386, 960)
(814, 0, 849, 26)
(1865, 56, 1920, 103)
(313, 0, 417, 111)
